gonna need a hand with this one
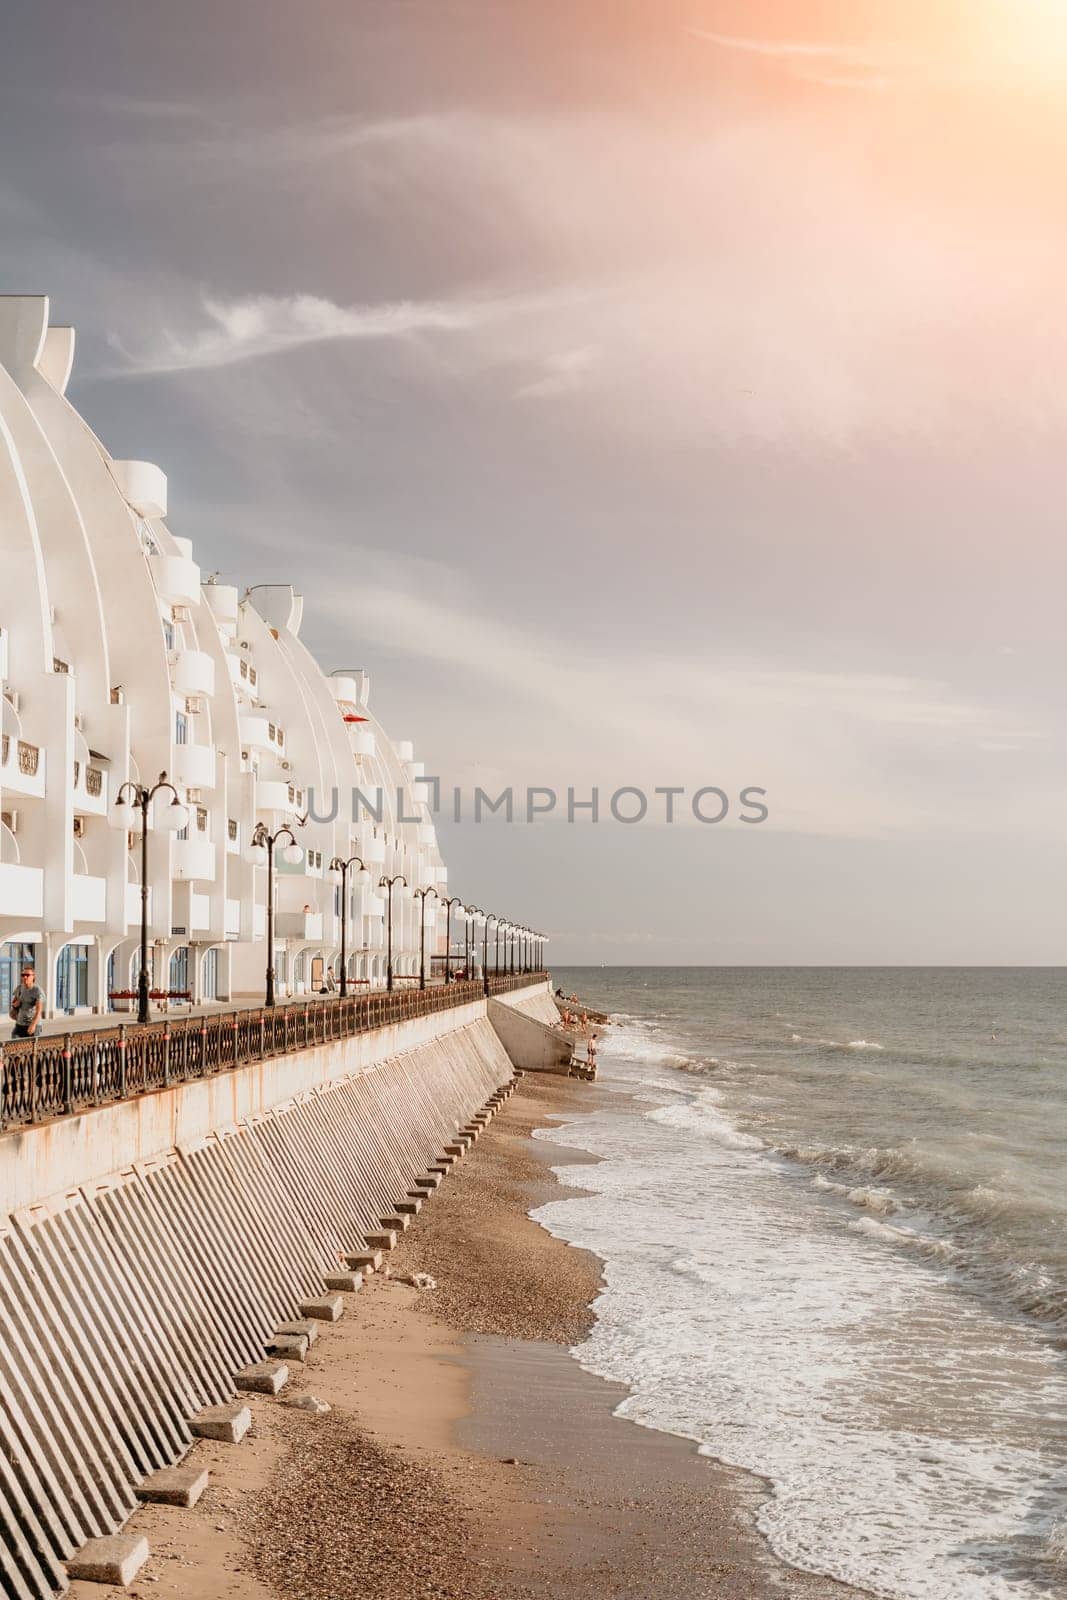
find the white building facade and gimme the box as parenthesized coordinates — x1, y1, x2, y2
(0, 295, 452, 1019)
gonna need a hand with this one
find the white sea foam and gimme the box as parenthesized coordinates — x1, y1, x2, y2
(533, 1016, 1067, 1600)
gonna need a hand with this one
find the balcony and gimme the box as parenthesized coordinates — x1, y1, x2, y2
(148, 553, 200, 606)
(112, 459, 168, 518)
(354, 833, 385, 865)
(256, 779, 297, 812)
(0, 735, 45, 799)
(0, 862, 43, 918)
(171, 742, 216, 790)
(72, 758, 108, 815)
(203, 584, 239, 636)
(71, 873, 106, 923)
(227, 654, 259, 697)
(239, 715, 273, 751)
(189, 891, 210, 931)
(225, 897, 241, 938)
(170, 648, 215, 697)
(173, 836, 216, 882)
(350, 729, 375, 757)
(275, 911, 323, 941)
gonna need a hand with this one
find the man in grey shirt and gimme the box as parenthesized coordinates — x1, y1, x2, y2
(10, 964, 44, 1039)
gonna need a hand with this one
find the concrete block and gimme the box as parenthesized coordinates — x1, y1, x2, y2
(267, 1333, 309, 1362)
(136, 1466, 209, 1508)
(68, 1534, 149, 1587)
(380, 1213, 410, 1233)
(414, 1174, 441, 1190)
(346, 1250, 383, 1272)
(276, 1318, 319, 1346)
(444, 1142, 467, 1156)
(366, 1230, 398, 1251)
(190, 1402, 253, 1443)
(395, 1198, 421, 1215)
(235, 1360, 289, 1395)
(324, 1271, 362, 1292)
(299, 1294, 344, 1322)
(429, 1161, 452, 1174)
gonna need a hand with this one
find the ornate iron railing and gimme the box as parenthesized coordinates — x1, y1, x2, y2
(0, 973, 548, 1131)
(17, 741, 39, 776)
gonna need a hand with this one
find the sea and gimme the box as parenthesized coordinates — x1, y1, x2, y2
(536, 968, 1067, 1600)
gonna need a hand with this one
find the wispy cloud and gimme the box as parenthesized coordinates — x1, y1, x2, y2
(515, 346, 598, 401)
(690, 29, 918, 90)
(110, 288, 564, 376)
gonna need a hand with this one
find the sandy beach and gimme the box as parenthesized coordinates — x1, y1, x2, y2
(71, 1071, 866, 1600)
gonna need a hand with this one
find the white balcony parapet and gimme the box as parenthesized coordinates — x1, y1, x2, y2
(171, 743, 216, 791)
(190, 891, 210, 930)
(350, 729, 375, 757)
(239, 715, 273, 751)
(170, 648, 215, 697)
(225, 897, 241, 938)
(275, 911, 323, 941)
(149, 553, 201, 606)
(203, 583, 239, 633)
(0, 862, 43, 918)
(71, 873, 106, 922)
(73, 758, 108, 814)
(112, 460, 168, 518)
(0, 735, 45, 798)
(173, 836, 216, 882)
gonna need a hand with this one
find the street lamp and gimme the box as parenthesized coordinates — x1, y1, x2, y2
(496, 919, 509, 977)
(464, 905, 482, 982)
(379, 874, 407, 992)
(413, 884, 439, 990)
(440, 895, 464, 983)
(115, 771, 188, 1024)
(482, 912, 498, 996)
(247, 822, 304, 1007)
(328, 854, 370, 997)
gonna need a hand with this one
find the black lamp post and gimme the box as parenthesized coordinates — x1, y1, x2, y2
(413, 885, 438, 990)
(379, 874, 407, 992)
(440, 895, 464, 983)
(115, 771, 188, 1024)
(249, 822, 303, 1007)
(329, 854, 368, 998)
(495, 920, 508, 977)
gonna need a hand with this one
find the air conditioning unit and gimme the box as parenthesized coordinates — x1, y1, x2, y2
(172, 605, 191, 623)
(2, 810, 18, 834)
(185, 696, 203, 715)
(73, 816, 86, 838)
(240, 640, 251, 651)
(280, 760, 292, 771)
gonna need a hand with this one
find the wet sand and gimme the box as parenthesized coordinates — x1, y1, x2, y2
(73, 1071, 866, 1600)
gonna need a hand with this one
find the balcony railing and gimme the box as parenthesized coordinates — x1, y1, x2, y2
(0, 973, 547, 1131)
(196, 806, 208, 833)
(52, 658, 69, 675)
(227, 818, 238, 841)
(17, 741, 39, 776)
(86, 767, 103, 797)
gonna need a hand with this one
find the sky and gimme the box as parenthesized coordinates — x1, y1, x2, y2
(2, 0, 1066, 963)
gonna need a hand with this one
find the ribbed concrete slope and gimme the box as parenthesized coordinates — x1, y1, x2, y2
(0, 1017, 512, 1599)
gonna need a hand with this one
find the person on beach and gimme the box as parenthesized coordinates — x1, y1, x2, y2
(9, 965, 44, 1039)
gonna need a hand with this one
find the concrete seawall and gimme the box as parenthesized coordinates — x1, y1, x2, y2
(0, 989, 526, 1598)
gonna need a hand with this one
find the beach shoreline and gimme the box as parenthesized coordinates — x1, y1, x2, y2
(72, 1070, 867, 1600)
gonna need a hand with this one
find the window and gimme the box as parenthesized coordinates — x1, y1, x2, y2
(56, 945, 88, 1013)
(201, 947, 219, 1001)
(169, 946, 189, 996)
(0, 941, 36, 1018)
(175, 710, 188, 746)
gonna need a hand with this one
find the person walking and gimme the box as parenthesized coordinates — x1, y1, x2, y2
(9, 964, 44, 1039)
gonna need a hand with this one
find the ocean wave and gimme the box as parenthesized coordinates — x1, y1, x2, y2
(847, 1216, 957, 1261)
(647, 1097, 766, 1151)
(812, 1175, 898, 1215)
